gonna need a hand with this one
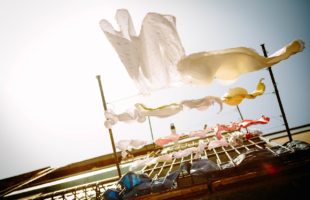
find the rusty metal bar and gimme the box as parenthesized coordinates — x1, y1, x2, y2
(96, 75, 121, 178)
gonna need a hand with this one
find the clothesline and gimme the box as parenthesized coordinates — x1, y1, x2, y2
(107, 90, 275, 108)
(106, 83, 180, 104)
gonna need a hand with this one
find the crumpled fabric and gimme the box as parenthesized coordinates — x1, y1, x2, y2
(100, 9, 185, 94)
(188, 130, 208, 138)
(233, 149, 275, 166)
(227, 130, 262, 146)
(129, 157, 157, 172)
(239, 115, 270, 128)
(173, 140, 207, 159)
(213, 116, 269, 140)
(283, 140, 310, 152)
(135, 103, 183, 118)
(222, 78, 266, 106)
(181, 96, 223, 113)
(103, 96, 222, 129)
(177, 39, 305, 85)
(104, 109, 140, 129)
(189, 159, 219, 175)
(155, 132, 181, 147)
(227, 131, 244, 146)
(208, 138, 229, 149)
(214, 122, 240, 140)
(104, 188, 122, 200)
(156, 153, 174, 162)
(116, 139, 147, 158)
(221, 149, 275, 169)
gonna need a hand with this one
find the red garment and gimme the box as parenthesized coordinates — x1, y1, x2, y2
(214, 122, 240, 140)
(239, 115, 270, 128)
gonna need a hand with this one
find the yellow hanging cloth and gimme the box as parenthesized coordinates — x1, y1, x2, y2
(221, 78, 265, 106)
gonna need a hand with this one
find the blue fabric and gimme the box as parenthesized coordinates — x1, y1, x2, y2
(104, 188, 121, 200)
(119, 172, 151, 191)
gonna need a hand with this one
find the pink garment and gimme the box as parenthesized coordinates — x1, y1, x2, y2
(156, 154, 173, 162)
(214, 122, 240, 140)
(173, 140, 207, 159)
(173, 147, 197, 159)
(239, 115, 270, 128)
(155, 133, 181, 146)
(188, 130, 207, 138)
(227, 131, 244, 146)
(208, 138, 229, 150)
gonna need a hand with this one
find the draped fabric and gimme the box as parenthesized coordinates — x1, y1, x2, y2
(213, 115, 269, 140)
(104, 96, 222, 129)
(116, 139, 147, 158)
(101, 10, 304, 93)
(177, 40, 305, 85)
(227, 130, 262, 146)
(208, 138, 228, 149)
(154, 132, 181, 147)
(214, 122, 240, 140)
(181, 96, 223, 112)
(100, 9, 185, 94)
(239, 115, 270, 128)
(173, 140, 207, 159)
(222, 78, 266, 106)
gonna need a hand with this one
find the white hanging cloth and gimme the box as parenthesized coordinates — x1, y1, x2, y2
(100, 10, 304, 92)
(100, 9, 185, 94)
(116, 139, 147, 158)
(177, 40, 305, 85)
(103, 96, 222, 129)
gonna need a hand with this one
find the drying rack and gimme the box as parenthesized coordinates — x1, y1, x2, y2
(30, 132, 309, 200)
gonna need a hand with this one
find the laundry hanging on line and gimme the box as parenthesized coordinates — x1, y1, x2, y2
(100, 10, 305, 94)
(221, 78, 266, 106)
(116, 139, 147, 158)
(100, 9, 185, 94)
(104, 96, 222, 129)
(177, 39, 304, 85)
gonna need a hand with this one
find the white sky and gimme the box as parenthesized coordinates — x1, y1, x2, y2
(0, 0, 309, 179)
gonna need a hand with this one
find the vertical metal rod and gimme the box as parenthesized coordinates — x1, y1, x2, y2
(147, 116, 154, 142)
(96, 75, 122, 178)
(236, 105, 249, 132)
(236, 105, 245, 120)
(260, 44, 293, 142)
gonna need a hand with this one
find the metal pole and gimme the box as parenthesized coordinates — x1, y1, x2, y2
(236, 105, 245, 121)
(260, 44, 293, 142)
(96, 75, 122, 178)
(236, 105, 249, 132)
(147, 116, 154, 142)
